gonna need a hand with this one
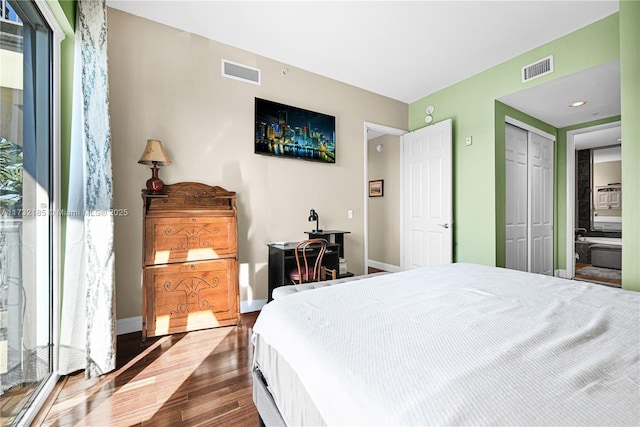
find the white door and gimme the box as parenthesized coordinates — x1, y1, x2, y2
(402, 119, 452, 268)
(505, 122, 554, 276)
(528, 132, 554, 275)
(505, 124, 528, 271)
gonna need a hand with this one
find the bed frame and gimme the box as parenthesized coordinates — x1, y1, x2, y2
(253, 367, 286, 427)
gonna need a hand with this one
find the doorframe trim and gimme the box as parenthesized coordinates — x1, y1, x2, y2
(363, 122, 407, 273)
(506, 116, 556, 141)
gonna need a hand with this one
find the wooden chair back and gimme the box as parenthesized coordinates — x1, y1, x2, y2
(290, 238, 328, 284)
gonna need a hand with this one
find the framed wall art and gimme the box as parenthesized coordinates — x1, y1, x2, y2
(369, 180, 383, 197)
(254, 98, 336, 164)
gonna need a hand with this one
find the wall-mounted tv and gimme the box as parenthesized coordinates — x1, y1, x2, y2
(254, 98, 336, 164)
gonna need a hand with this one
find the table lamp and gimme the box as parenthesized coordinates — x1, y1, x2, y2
(138, 139, 171, 193)
(308, 209, 321, 232)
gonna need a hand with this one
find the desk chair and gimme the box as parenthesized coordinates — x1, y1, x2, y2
(289, 238, 336, 284)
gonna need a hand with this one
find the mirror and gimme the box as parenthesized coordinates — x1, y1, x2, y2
(591, 145, 621, 232)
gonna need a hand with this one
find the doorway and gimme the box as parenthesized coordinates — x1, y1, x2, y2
(363, 123, 405, 274)
(566, 122, 622, 287)
(363, 120, 453, 274)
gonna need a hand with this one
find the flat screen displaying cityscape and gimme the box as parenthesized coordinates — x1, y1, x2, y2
(254, 98, 336, 164)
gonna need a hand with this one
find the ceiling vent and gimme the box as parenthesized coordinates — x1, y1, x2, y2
(521, 55, 554, 83)
(221, 59, 261, 85)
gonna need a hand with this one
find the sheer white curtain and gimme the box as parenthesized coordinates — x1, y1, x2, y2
(59, 0, 115, 377)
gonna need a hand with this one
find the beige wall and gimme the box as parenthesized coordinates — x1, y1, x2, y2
(107, 9, 407, 319)
(593, 160, 622, 217)
(367, 134, 401, 267)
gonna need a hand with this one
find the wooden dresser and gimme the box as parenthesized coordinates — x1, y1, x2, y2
(141, 182, 239, 340)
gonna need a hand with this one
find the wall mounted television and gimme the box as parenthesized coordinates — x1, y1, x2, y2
(254, 98, 336, 164)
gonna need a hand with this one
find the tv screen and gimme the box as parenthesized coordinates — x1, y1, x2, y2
(254, 98, 336, 164)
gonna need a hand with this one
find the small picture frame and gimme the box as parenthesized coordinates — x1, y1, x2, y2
(369, 179, 384, 197)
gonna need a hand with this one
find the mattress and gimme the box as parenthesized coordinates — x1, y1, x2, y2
(271, 271, 388, 299)
(252, 263, 640, 426)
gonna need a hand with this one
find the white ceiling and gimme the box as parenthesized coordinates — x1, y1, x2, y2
(499, 60, 620, 128)
(106, 1, 621, 128)
(574, 125, 621, 151)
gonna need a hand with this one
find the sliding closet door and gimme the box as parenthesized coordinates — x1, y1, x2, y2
(528, 133, 554, 275)
(505, 123, 554, 275)
(505, 124, 528, 271)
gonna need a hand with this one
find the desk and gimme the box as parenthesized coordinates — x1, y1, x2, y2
(304, 230, 351, 258)
(267, 242, 340, 302)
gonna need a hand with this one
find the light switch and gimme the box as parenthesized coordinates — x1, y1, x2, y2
(348, 209, 353, 219)
(465, 136, 473, 146)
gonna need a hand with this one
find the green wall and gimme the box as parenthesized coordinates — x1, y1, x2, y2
(46, 0, 74, 34)
(620, 0, 640, 292)
(408, 13, 620, 269)
(47, 0, 75, 294)
(47, 0, 75, 213)
(58, 0, 76, 26)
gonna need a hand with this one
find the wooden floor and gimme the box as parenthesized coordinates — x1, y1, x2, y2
(1, 382, 39, 425)
(35, 312, 260, 426)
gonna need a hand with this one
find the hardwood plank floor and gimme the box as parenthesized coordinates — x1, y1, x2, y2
(36, 312, 260, 426)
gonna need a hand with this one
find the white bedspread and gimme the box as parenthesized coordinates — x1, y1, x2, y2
(252, 263, 640, 426)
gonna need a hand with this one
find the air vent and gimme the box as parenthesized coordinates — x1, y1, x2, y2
(221, 59, 261, 85)
(521, 55, 554, 83)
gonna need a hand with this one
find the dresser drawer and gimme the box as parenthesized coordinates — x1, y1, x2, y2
(144, 216, 237, 265)
(144, 259, 239, 338)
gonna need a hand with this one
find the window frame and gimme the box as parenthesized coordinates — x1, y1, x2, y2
(12, 0, 64, 424)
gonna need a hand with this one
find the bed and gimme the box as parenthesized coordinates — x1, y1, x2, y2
(251, 263, 640, 426)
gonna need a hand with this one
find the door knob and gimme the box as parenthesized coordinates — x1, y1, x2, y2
(438, 223, 450, 229)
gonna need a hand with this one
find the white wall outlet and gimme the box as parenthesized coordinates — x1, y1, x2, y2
(465, 136, 473, 146)
(348, 209, 353, 219)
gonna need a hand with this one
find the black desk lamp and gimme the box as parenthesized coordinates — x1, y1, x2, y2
(308, 209, 321, 232)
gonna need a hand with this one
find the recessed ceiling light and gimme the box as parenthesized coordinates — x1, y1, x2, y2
(569, 101, 587, 107)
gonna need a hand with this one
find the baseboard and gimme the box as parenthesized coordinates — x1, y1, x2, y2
(116, 300, 267, 335)
(368, 260, 402, 273)
(241, 299, 267, 313)
(116, 316, 142, 335)
(555, 269, 569, 279)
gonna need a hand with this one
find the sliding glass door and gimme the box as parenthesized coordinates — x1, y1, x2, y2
(1, 0, 55, 424)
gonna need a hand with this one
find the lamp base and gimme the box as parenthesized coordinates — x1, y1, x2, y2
(146, 166, 165, 193)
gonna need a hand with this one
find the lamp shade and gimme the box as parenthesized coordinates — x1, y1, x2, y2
(138, 139, 171, 166)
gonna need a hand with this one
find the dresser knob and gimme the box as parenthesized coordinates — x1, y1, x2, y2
(192, 218, 196, 222)
(190, 265, 195, 270)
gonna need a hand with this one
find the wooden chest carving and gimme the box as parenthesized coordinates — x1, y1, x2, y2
(142, 182, 239, 339)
